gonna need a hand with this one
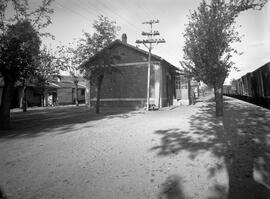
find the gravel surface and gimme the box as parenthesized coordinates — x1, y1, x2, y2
(0, 95, 270, 199)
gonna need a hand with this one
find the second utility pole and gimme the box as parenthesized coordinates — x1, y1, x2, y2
(136, 19, 165, 111)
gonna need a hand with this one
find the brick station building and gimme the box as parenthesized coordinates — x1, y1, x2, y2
(84, 34, 189, 108)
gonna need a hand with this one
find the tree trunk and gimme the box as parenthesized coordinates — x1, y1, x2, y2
(74, 81, 79, 106)
(214, 83, 224, 117)
(22, 86, 27, 112)
(41, 94, 44, 107)
(44, 92, 48, 107)
(0, 77, 15, 130)
(40, 86, 45, 107)
(188, 78, 192, 105)
(86, 79, 91, 108)
(20, 80, 27, 112)
(95, 75, 104, 114)
(19, 87, 24, 108)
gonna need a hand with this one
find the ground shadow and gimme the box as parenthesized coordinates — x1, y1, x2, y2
(151, 97, 270, 199)
(0, 106, 143, 139)
(0, 187, 7, 199)
(158, 175, 186, 199)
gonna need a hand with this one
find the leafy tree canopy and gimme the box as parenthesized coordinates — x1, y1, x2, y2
(0, 0, 54, 129)
(181, 0, 267, 86)
(0, 0, 54, 37)
(0, 0, 55, 81)
(181, 0, 267, 116)
(76, 15, 121, 113)
(77, 15, 120, 64)
(56, 44, 81, 79)
(36, 45, 60, 87)
(0, 20, 41, 81)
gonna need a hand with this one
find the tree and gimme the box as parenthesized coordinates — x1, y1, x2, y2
(0, 0, 54, 130)
(81, 50, 121, 114)
(36, 46, 60, 107)
(77, 15, 120, 60)
(78, 15, 120, 114)
(0, 0, 54, 35)
(0, 20, 41, 129)
(181, 0, 267, 116)
(56, 44, 81, 106)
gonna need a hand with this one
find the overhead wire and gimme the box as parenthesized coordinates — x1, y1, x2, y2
(75, 0, 103, 17)
(67, 0, 143, 34)
(55, 0, 151, 35)
(54, 1, 90, 22)
(72, 0, 99, 19)
(54, 0, 177, 65)
(95, 1, 176, 64)
(96, 0, 142, 32)
(103, 0, 149, 26)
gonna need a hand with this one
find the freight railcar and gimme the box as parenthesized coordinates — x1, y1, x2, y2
(224, 62, 270, 109)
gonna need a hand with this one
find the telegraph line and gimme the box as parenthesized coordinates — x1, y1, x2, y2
(76, 0, 102, 14)
(136, 19, 165, 111)
(73, 0, 101, 18)
(97, 0, 142, 32)
(54, 1, 90, 22)
(55, 0, 142, 34)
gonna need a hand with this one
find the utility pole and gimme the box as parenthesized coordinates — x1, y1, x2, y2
(136, 19, 165, 111)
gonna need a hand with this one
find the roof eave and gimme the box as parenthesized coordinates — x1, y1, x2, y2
(81, 39, 179, 71)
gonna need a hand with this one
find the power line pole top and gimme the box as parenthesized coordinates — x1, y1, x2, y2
(135, 19, 165, 111)
(142, 19, 159, 24)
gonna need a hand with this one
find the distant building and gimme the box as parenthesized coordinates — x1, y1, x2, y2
(0, 77, 43, 108)
(174, 73, 190, 105)
(0, 75, 86, 108)
(56, 76, 86, 105)
(83, 34, 190, 108)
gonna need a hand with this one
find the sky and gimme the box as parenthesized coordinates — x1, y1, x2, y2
(7, 0, 270, 84)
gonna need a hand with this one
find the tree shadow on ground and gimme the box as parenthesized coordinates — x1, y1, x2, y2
(151, 97, 270, 199)
(0, 106, 143, 139)
(158, 175, 186, 199)
(0, 187, 7, 199)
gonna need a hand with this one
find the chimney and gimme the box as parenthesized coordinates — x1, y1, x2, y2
(122, 33, 127, 44)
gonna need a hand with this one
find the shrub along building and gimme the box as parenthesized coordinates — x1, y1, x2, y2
(83, 34, 190, 108)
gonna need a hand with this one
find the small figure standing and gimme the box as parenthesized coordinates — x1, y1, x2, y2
(193, 91, 196, 105)
(190, 89, 196, 105)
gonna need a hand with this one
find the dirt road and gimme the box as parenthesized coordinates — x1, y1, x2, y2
(1, 96, 269, 199)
